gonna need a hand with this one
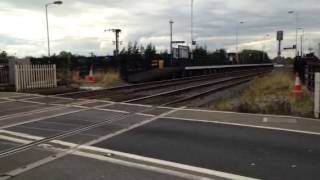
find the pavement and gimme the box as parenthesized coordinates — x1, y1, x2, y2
(0, 92, 319, 180)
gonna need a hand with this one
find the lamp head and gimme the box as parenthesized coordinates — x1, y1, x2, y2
(53, 1, 63, 5)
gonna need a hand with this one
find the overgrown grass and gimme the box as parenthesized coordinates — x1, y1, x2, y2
(214, 71, 314, 117)
(91, 71, 123, 88)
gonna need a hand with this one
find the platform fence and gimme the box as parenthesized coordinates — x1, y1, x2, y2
(15, 64, 57, 92)
(0, 63, 9, 86)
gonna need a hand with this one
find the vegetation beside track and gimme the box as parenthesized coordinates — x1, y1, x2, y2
(77, 70, 124, 88)
(212, 70, 314, 118)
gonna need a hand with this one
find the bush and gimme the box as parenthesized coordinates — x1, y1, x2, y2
(238, 71, 314, 117)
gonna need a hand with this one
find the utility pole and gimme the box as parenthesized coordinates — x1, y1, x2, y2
(288, 11, 299, 56)
(236, 21, 244, 64)
(262, 34, 270, 62)
(190, 0, 195, 60)
(298, 28, 305, 57)
(170, 20, 174, 65)
(106, 29, 122, 56)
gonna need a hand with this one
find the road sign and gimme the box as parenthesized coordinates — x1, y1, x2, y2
(173, 46, 190, 59)
(178, 45, 189, 59)
(277, 31, 284, 41)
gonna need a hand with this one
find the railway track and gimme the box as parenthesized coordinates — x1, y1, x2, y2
(59, 67, 272, 103)
(125, 70, 270, 106)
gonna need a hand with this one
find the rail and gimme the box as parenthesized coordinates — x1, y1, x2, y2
(185, 63, 274, 70)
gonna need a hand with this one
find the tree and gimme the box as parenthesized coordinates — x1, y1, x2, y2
(144, 43, 157, 60)
(193, 46, 208, 58)
(239, 50, 271, 64)
(0, 51, 8, 58)
(206, 49, 228, 65)
(58, 51, 73, 58)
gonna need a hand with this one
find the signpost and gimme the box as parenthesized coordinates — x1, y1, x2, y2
(277, 30, 284, 60)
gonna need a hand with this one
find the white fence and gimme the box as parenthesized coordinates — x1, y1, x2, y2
(15, 64, 57, 92)
(0, 64, 9, 85)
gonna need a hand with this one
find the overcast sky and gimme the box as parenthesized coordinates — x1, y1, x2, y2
(1, 0, 320, 58)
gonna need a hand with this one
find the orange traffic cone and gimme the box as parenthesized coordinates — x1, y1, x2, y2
(87, 65, 96, 83)
(293, 73, 303, 96)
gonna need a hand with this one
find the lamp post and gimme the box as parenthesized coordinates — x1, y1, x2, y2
(190, 0, 195, 60)
(45, 1, 63, 57)
(298, 28, 305, 57)
(236, 21, 244, 63)
(288, 11, 298, 56)
(170, 20, 174, 65)
(262, 34, 270, 62)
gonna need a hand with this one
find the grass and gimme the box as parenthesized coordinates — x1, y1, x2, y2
(56, 68, 124, 89)
(90, 71, 123, 88)
(213, 70, 314, 118)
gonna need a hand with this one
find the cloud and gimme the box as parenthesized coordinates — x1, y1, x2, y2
(0, 0, 320, 58)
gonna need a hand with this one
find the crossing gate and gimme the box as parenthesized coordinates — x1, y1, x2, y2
(15, 64, 57, 92)
(0, 64, 9, 86)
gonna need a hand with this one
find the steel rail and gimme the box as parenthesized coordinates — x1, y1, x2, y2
(124, 70, 270, 104)
(59, 67, 272, 99)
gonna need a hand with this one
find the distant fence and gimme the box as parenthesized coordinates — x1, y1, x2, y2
(15, 64, 57, 92)
(0, 63, 9, 85)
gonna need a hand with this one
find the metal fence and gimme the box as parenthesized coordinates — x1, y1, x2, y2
(15, 64, 57, 92)
(0, 63, 9, 85)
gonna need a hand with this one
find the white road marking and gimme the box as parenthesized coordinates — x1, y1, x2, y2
(75, 148, 258, 180)
(0, 100, 12, 104)
(0, 106, 63, 121)
(16, 95, 46, 101)
(72, 151, 214, 180)
(166, 116, 320, 136)
(0, 109, 86, 130)
(182, 108, 320, 122)
(0, 135, 32, 144)
(18, 99, 47, 105)
(0, 127, 257, 180)
(0, 107, 186, 179)
(136, 113, 156, 117)
(262, 117, 297, 123)
(120, 102, 153, 108)
(94, 108, 130, 114)
(0, 130, 43, 141)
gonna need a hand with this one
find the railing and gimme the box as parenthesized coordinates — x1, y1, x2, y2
(15, 64, 57, 92)
(0, 63, 9, 85)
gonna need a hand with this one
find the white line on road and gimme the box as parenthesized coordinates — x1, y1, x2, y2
(166, 116, 320, 136)
(0, 135, 32, 144)
(0, 108, 86, 130)
(182, 108, 320, 122)
(0, 107, 186, 180)
(73, 151, 214, 180)
(0, 127, 258, 180)
(0, 106, 63, 121)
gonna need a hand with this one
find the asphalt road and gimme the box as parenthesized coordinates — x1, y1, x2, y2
(94, 118, 320, 180)
(9, 155, 188, 180)
(1, 92, 320, 180)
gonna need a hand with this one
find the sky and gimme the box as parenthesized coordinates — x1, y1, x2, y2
(1, 0, 320, 58)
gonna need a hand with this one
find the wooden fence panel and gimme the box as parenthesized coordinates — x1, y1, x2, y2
(15, 64, 57, 92)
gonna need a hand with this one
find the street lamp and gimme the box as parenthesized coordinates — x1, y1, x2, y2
(288, 10, 298, 56)
(45, 1, 63, 57)
(190, 0, 195, 60)
(236, 21, 244, 63)
(170, 20, 174, 65)
(298, 28, 305, 57)
(262, 34, 270, 62)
